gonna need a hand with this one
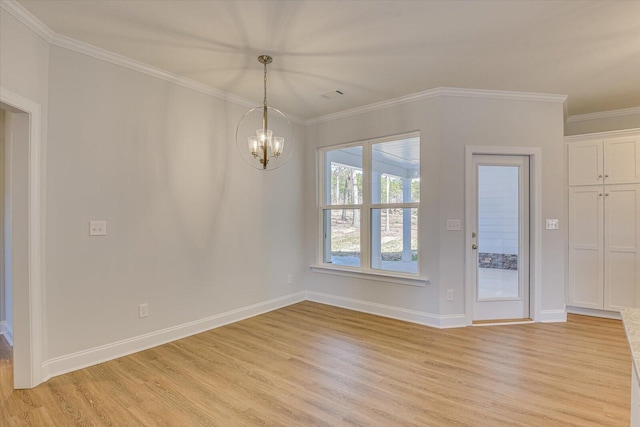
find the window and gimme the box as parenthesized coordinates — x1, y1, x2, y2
(319, 132, 420, 275)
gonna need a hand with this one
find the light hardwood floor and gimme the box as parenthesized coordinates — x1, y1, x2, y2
(0, 301, 632, 426)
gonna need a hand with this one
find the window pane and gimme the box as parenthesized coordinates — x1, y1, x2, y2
(325, 146, 363, 205)
(371, 137, 420, 203)
(323, 209, 361, 267)
(371, 208, 418, 273)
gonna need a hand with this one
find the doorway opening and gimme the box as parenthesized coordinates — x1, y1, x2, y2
(0, 87, 44, 389)
(0, 108, 11, 377)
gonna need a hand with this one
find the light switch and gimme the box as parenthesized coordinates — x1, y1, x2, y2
(545, 219, 559, 230)
(447, 219, 462, 231)
(89, 220, 107, 236)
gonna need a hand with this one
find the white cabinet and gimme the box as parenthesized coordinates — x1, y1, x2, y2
(568, 136, 640, 186)
(605, 185, 640, 311)
(568, 186, 604, 309)
(568, 141, 603, 186)
(567, 129, 640, 313)
(568, 184, 640, 311)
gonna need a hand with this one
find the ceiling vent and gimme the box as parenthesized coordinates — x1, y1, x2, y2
(320, 90, 344, 99)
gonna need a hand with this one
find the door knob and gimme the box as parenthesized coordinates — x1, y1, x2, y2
(472, 244, 478, 250)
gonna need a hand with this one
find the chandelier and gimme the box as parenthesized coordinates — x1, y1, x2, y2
(236, 55, 294, 170)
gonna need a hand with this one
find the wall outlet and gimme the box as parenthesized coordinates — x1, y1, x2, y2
(288, 274, 294, 286)
(139, 303, 149, 318)
(89, 220, 107, 236)
(446, 219, 462, 231)
(545, 219, 559, 230)
(446, 289, 454, 301)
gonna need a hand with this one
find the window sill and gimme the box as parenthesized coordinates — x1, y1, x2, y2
(309, 264, 429, 287)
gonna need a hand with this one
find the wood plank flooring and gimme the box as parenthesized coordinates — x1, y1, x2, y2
(0, 301, 632, 426)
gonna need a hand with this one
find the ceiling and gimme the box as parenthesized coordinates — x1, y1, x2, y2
(16, 0, 640, 120)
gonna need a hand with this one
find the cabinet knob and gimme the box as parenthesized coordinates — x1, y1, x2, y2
(599, 175, 603, 179)
(605, 193, 609, 196)
(599, 193, 603, 196)
(605, 174, 609, 178)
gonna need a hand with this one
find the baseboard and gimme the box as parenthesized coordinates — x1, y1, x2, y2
(305, 291, 467, 329)
(38, 290, 570, 382)
(42, 291, 306, 381)
(566, 306, 621, 320)
(539, 308, 567, 323)
(0, 320, 13, 346)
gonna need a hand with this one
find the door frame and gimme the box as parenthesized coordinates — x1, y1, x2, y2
(471, 154, 530, 321)
(0, 87, 44, 388)
(465, 146, 542, 325)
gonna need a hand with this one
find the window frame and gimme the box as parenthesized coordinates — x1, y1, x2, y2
(315, 132, 427, 286)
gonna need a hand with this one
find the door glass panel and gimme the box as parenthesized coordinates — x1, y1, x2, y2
(477, 165, 519, 299)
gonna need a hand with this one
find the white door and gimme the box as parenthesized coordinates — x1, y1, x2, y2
(604, 184, 640, 311)
(471, 155, 530, 321)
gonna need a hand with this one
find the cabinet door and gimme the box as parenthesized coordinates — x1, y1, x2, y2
(568, 186, 604, 309)
(604, 184, 640, 311)
(604, 136, 640, 184)
(568, 141, 604, 186)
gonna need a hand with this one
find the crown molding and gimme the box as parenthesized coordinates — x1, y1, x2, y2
(51, 33, 256, 109)
(306, 87, 567, 126)
(566, 106, 640, 123)
(3, 0, 565, 128)
(435, 87, 567, 103)
(305, 88, 443, 125)
(1, 0, 253, 108)
(1, 0, 54, 42)
(0, 0, 307, 125)
(564, 127, 640, 142)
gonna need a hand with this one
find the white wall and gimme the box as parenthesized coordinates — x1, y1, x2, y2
(304, 92, 566, 324)
(2, 7, 306, 381)
(0, 8, 50, 106)
(440, 96, 566, 318)
(0, 3, 570, 384)
(43, 45, 306, 360)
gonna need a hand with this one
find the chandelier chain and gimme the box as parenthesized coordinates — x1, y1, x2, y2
(263, 61, 268, 108)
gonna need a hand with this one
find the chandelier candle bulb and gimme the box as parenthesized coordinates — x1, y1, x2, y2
(248, 136, 259, 157)
(273, 137, 284, 157)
